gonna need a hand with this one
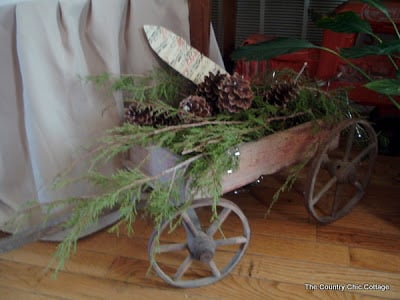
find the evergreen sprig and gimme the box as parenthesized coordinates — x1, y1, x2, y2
(86, 68, 195, 107)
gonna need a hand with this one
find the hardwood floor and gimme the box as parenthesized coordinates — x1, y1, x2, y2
(0, 154, 399, 299)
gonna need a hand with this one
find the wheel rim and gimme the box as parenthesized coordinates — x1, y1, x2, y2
(306, 119, 378, 224)
(148, 198, 250, 288)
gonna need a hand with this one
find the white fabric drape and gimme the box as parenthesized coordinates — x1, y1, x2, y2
(0, 0, 223, 239)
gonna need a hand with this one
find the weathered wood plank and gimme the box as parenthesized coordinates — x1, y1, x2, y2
(221, 122, 332, 193)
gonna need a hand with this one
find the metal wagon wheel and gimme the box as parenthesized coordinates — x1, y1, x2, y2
(148, 198, 250, 288)
(305, 119, 378, 224)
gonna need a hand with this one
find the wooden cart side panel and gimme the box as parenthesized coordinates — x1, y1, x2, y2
(129, 146, 180, 184)
(221, 122, 333, 193)
(128, 122, 333, 197)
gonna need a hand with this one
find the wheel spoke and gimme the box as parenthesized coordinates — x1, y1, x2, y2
(181, 212, 199, 236)
(353, 180, 364, 192)
(343, 124, 356, 161)
(349, 143, 376, 167)
(311, 177, 337, 206)
(158, 243, 187, 254)
(321, 153, 331, 168)
(215, 236, 248, 247)
(207, 207, 231, 236)
(173, 255, 193, 281)
(208, 259, 221, 278)
(331, 184, 341, 217)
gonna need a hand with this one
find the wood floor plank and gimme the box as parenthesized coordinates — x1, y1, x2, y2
(247, 217, 317, 241)
(237, 254, 400, 298)
(1, 246, 397, 300)
(194, 274, 389, 300)
(247, 234, 350, 266)
(322, 208, 400, 237)
(0, 285, 64, 300)
(317, 225, 400, 252)
(350, 247, 400, 273)
(1, 255, 393, 300)
(0, 260, 213, 300)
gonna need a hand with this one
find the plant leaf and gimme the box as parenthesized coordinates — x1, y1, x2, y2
(360, 0, 400, 40)
(365, 79, 400, 95)
(316, 11, 373, 35)
(231, 37, 318, 61)
(340, 40, 400, 58)
(360, 0, 390, 19)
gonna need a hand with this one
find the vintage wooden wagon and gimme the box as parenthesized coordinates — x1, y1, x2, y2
(129, 24, 379, 287)
(0, 13, 379, 289)
(127, 118, 377, 288)
(0, 116, 379, 288)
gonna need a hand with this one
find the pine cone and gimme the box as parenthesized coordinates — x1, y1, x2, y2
(216, 72, 253, 113)
(196, 71, 227, 113)
(263, 80, 299, 108)
(156, 111, 180, 127)
(125, 103, 178, 127)
(125, 103, 155, 126)
(179, 95, 212, 118)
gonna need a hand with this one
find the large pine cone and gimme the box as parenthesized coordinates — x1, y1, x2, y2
(263, 80, 299, 108)
(125, 103, 178, 127)
(216, 72, 253, 113)
(196, 71, 227, 113)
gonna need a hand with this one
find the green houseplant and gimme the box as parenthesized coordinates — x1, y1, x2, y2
(231, 0, 400, 110)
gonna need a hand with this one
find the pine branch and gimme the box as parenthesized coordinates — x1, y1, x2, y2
(121, 153, 203, 193)
(181, 138, 223, 155)
(150, 120, 245, 136)
(265, 110, 311, 124)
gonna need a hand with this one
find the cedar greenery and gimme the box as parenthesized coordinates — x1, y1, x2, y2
(45, 67, 350, 273)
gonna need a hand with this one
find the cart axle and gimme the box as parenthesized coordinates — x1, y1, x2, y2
(187, 231, 216, 263)
(326, 159, 357, 184)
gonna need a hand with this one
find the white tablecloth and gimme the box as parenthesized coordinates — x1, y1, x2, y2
(0, 0, 223, 239)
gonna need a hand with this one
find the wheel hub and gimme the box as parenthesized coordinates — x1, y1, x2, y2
(326, 159, 357, 184)
(187, 231, 216, 263)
